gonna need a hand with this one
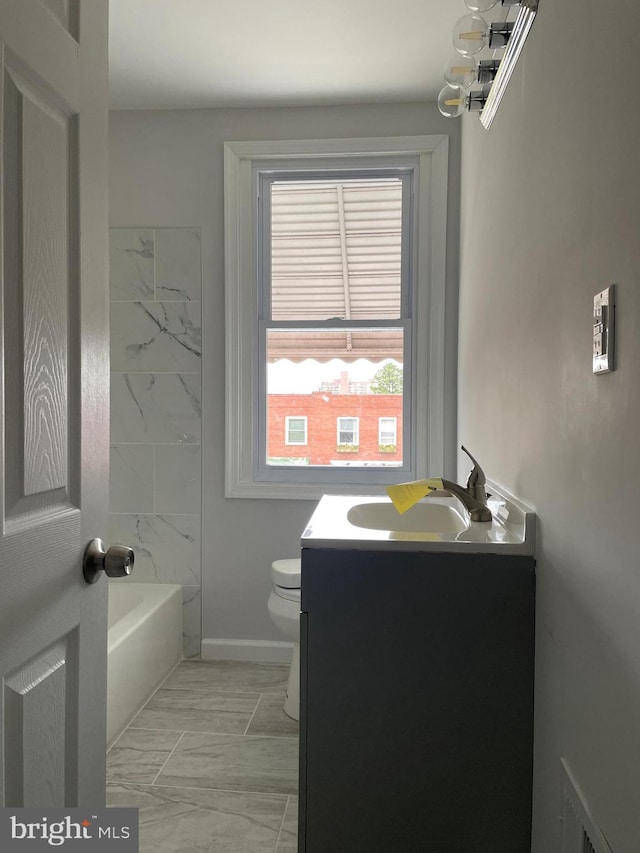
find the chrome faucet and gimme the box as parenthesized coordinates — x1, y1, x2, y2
(432, 445, 492, 522)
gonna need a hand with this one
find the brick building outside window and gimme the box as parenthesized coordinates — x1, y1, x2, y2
(268, 384, 402, 467)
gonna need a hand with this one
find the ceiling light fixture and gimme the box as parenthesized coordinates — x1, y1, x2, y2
(438, 0, 539, 129)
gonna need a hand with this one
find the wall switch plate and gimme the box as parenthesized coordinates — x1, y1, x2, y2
(593, 285, 615, 374)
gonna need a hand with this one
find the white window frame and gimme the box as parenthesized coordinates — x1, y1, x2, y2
(285, 416, 307, 446)
(379, 417, 397, 446)
(337, 417, 359, 447)
(224, 136, 449, 499)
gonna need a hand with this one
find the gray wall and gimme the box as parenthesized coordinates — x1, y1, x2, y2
(458, 0, 640, 850)
(109, 103, 461, 646)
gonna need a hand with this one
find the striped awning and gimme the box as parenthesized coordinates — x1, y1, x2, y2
(267, 177, 404, 361)
(267, 329, 403, 362)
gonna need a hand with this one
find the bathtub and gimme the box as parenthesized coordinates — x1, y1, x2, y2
(107, 583, 183, 747)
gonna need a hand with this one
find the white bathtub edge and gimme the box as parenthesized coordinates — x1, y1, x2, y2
(107, 658, 182, 751)
(201, 638, 293, 663)
(107, 583, 183, 749)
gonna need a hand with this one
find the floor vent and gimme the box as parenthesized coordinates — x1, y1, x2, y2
(561, 759, 613, 853)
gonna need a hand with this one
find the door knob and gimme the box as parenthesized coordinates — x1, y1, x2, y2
(83, 538, 135, 584)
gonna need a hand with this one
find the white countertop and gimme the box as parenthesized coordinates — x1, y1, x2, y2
(301, 482, 536, 555)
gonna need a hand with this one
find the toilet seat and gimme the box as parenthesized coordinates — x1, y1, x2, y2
(273, 585, 301, 603)
(271, 558, 301, 589)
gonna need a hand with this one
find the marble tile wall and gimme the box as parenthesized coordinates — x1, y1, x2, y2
(109, 228, 202, 657)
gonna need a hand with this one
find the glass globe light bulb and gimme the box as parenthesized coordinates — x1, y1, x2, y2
(444, 54, 479, 89)
(437, 84, 467, 119)
(464, 0, 498, 11)
(453, 14, 489, 56)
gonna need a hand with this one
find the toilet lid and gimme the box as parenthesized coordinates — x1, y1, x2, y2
(271, 558, 301, 589)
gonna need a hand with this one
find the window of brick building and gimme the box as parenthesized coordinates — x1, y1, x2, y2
(285, 416, 307, 445)
(379, 417, 397, 448)
(337, 417, 359, 447)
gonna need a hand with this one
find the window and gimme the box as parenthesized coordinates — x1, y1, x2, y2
(337, 417, 359, 447)
(379, 417, 397, 447)
(262, 169, 408, 474)
(286, 416, 307, 445)
(225, 136, 449, 498)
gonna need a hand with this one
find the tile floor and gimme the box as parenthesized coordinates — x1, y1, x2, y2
(106, 660, 298, 853)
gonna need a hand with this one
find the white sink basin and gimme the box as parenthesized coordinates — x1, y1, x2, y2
(302, 486, 536, 554)
(347, 500, 469, 535)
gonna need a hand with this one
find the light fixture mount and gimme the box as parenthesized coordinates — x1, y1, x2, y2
(479, 0, 539, 128)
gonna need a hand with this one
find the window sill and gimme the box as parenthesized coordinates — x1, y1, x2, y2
(226, 478, 405, 501)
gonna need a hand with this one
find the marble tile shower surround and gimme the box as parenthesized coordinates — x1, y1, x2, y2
(109, 228, 202, 657)
(106, 660, 298, 853)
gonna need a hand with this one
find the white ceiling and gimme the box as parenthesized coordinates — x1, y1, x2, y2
(108, 0, 463, 110)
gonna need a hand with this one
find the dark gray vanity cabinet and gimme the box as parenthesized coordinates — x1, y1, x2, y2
(299, 547, 535, 853)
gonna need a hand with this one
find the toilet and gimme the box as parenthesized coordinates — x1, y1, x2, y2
(267, 558, 301, 721)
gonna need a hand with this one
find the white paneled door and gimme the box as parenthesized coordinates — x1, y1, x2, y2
(0, 0, 110, 806)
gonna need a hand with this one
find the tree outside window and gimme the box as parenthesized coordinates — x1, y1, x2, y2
(370, 362, 403, 394)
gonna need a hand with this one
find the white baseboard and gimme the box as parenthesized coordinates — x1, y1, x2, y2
(201, 638, 294, 663)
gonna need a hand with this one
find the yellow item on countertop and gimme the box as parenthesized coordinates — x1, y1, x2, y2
(385, 477, 444, 514)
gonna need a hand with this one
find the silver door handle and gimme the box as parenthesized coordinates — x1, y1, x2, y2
(83, 538, 135, 584)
